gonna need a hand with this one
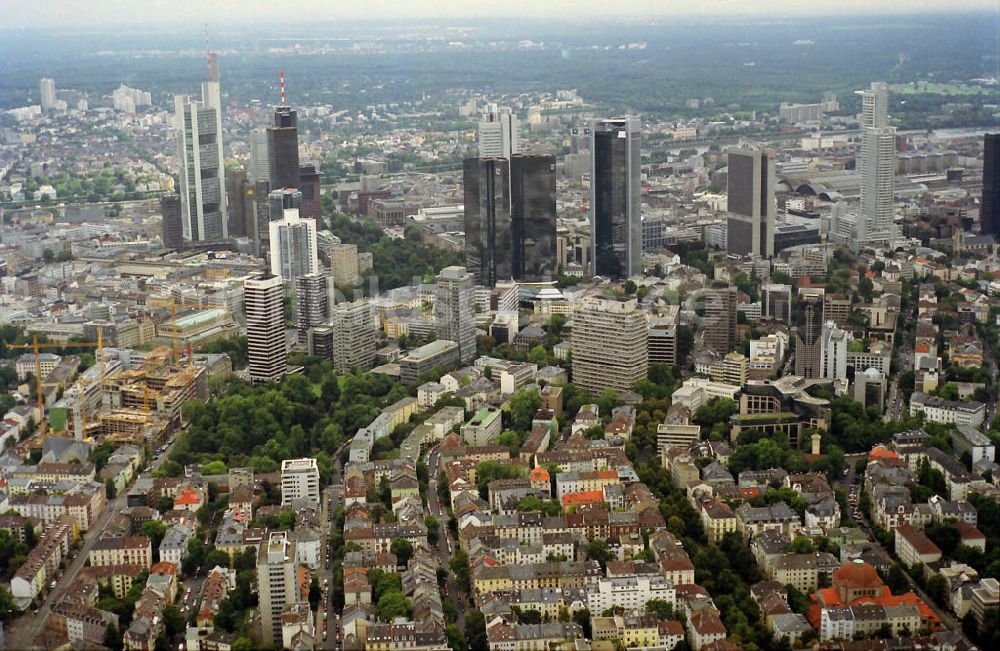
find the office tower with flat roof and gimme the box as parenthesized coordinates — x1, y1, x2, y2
(160, 194, 184, 251)
(478, 103, 519, 159)
(249, 127, 271, 185)
(268, 105, 300, 191)
(259, 188, 303, 256)
(298, 163, 322, 221)
(855, 81, 896, 250)
(280, 458, 320, 506)
(591, 116, 642, 278)
(982, 134, 1000, 236)
(702, 285, 738, 354)
(571, 124, 591, 154)
(257, 532, 299, 647)
(294, 273, 328, 346)
(268, 188, 303, 221)
(648, 306, 680, 368)
(39, 78, 56, 109)
(726, 147, 775, 258)
(174, 64, 228, 243)
(435, 266, 476, 364)
(330, 243, 360, 287)
(572, 296, 648, 394)
(225, 166, 252, 239)
(794, 287, 825, 379)
(464, 157, 511, 286)
(330, 299, 377, 373)
(511, 154, 558, 281)
(244, 274, 287, 384)
(763, 284, 791, 322)
(269, 209, 318, 283)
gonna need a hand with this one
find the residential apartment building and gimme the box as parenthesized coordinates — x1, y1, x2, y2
(89, 536, 153, 569)
(281, 458, 321, 507)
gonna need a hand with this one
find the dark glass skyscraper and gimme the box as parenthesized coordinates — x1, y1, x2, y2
(510, 155, 557, 281)
(465, 158, 511, 286)
(268, 106, 300, 190)
(161, 193, 184, 251)
(983, 134, 999, 236)
(298, 163, 322, 221)
(464, 154, 556, 286)
(591, 117, 641, 279)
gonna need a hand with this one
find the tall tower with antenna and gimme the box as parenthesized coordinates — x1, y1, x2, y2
(268, 72, 300, 190)
(173, 43, 228, 243)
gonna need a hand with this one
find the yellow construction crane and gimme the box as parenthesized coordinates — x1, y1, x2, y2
(146, 297, 234, 365)
(5, 327, 104, 441)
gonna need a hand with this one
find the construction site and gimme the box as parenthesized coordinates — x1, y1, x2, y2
(8, 298, 237, 452)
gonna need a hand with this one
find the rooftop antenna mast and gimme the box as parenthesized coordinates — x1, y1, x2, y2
(204, 23, 210, 78)
(280, 70, 286, 106)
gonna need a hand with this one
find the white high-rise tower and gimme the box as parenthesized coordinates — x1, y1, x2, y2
(268, 208, 319, 283)
(855, 81, 896, 251)
(478, 103, 519, 159)
(174, 56, 228, 243)
(39, 78, 56, 109)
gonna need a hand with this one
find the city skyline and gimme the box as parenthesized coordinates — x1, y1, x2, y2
(2, 0, 998, 28)
(0, 3, 998, 648)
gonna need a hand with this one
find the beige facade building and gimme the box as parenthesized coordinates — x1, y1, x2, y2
(88, 536, 153, 569)
(571, 296, 648, 394)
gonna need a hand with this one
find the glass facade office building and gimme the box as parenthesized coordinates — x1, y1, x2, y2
(464, 154, 556, 285)
(591, 117, 641, 279)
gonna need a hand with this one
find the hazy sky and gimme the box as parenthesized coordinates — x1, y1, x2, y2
(2, 0, 997, 28)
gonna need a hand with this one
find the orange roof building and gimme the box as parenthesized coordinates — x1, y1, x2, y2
(174, 486, 203, 511)
(529, 467, 550, 483)
(561, 490, 604, 508)
(867, 445, 899, 461)
(809, 560, 941, 631)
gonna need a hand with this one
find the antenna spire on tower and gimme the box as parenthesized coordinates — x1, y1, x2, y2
(280, 71, 285, 106)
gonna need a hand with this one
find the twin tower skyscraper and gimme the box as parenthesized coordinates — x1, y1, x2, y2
(465, 106, 643, 285)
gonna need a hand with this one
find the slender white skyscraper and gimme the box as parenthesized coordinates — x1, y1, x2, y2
(855, 81, 896, 250)
(269, 208, 319, 283)
(478, 103, 519, 159)
(39, 78, 56, 109)
(244, 274, 287, 384)
(174, 58, 228, 243)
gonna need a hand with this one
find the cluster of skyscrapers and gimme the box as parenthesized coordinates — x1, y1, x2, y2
(465, 108, 645, 286)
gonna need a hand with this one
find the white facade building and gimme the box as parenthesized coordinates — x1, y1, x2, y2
(821, 321, 852, 381)
(478, 103, 519, 159)
(281, 458, 320, 506)
(269, 209, 319, 283)
(854, 82, 896, 251)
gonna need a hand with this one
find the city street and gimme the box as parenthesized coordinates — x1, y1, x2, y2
(6, 433, 183, 649)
